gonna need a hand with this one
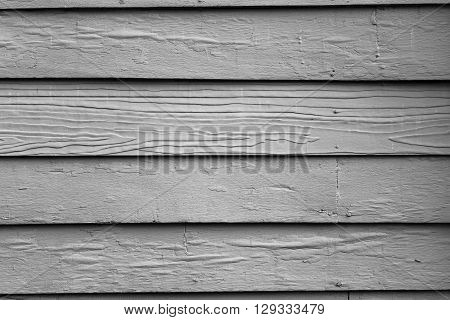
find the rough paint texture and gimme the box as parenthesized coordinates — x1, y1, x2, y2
(0, 157, 449, 224)
(337, 157, 450, 222)
(1, 0, 448, 9)
(0, 81, 449, 155)
(0, 7, 449, 79)
(0, 224, 449, 294)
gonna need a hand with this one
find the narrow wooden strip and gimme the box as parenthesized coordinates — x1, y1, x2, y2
(0, 7, 449, 79)
(0, 224, 448, 293)
(349, 291, 450, 299)
(4, 291, 449, 300)
(0, 81, 449, 155)
(1, 292, 348, 300)
(1, 156, 449, 224)
(1, 0, 448, 9)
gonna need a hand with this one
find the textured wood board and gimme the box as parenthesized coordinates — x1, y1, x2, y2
(1, 81, 449, 155)
(0, 157, 337, 224)
(0, 7, 449, 80)
(0, 224, 448, 294)
(1, 157, 450, 224)
(1, 0, 448, 9)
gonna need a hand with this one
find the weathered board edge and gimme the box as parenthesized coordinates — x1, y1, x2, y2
(0, 0, 448, 9)
(0, 291, 348, 300)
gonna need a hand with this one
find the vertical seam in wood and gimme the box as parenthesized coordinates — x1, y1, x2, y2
(336, 158, 340, 215)
(183, 223, 189, 255)
(371, 7, 381, 59)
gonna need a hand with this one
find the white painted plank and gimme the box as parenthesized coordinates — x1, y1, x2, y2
(0, 7, 449, 79)
(0, 0, 448, 9)
(0, 224, 448, 293)
(0, 81, 449, 155)
(1, 157, 449, 224)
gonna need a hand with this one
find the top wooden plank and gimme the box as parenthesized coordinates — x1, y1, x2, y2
(0, 1, 448, 9)
(0, 7, 449, 80)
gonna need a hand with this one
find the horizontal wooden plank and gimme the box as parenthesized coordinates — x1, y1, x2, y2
(1, 157, 449, 224)
(1, 0, 447, 9)
(1, 292, 348, 300)
(0, 157, 337, 224)
(4, 291, 449, 300)
(0, 224, 448, 293)
(0, 7, 449, 80)
(0, 81, 449, 155)
(349, 290, 450, 299)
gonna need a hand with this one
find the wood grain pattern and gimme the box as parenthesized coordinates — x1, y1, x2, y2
(0, 7, 449, 80)
(1, 157, 449, 224)
(1, 81, 449, 156)
(1, 0, 447, 8)
(0, 224, 448, 293)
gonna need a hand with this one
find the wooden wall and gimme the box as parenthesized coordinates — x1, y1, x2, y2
(0, 0, 449, 299)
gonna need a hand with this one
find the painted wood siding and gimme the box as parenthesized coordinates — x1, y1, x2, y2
(0, 7, 449, 80)
(1, 224, 449, 293)
(0, 2, 449, 299)
(0, 81, 449, 156)
(1, 157, 449, 224)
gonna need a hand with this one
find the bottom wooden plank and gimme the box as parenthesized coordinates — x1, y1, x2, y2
(1, 292, 347, 300)
(0, 224, 448, 294)
(3, 291, 449, 300)
(349, 291, 450, 300)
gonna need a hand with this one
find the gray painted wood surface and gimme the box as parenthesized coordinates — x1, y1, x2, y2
(0, 224, 448, 294)
(1, 0, 448, 9)
(1, 0, 449, 299)
(1, 81, 449, 155)
(1, 157, 449, 224)
(337, 157, 450, 222)
(0, 7, 449, 80)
